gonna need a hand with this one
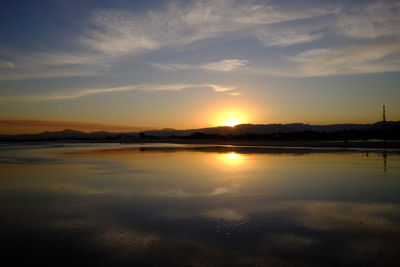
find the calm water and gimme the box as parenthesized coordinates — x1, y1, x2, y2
(1, 143, 400, 266)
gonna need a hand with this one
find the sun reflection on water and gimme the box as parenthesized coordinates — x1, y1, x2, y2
(225, 152, 240, 161)
(217, 152, 245, 169)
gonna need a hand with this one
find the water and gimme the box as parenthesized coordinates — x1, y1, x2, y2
(1, 143, 399, 266)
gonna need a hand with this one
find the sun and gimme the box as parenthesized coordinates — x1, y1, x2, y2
(224, 118, 241, 127)
(213, 110, 249, 127)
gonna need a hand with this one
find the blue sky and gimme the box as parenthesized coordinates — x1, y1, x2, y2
(0, 0, 399, 133)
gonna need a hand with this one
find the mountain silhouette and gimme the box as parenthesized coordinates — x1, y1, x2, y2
(143, 121, 400, 136)
(0, 121, 399, 141)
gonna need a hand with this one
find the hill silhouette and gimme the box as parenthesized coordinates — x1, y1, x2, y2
(0, 121, 399, 142)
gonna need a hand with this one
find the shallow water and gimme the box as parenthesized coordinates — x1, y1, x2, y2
(1, 143, 399, 266)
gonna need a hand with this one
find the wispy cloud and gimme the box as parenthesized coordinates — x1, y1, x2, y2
(334, 1, 400, 39)
(256, 29, 322, 47)
(22, 51, 107, 66)
(288, 41, 400, 76)
(0, 68, 100, 81)
(207, 84, 235, 92)
(0, 49, 108, 80)
(1, 0, 399, 83)
(199, 59, 248, 71)
(247, 40, 400, 77)
(149, 59, 248, 72)
(80, 0, 332, 56)
(0, 83, 235, 101)
(0, 59, 15, 68)
(147, 62, 190, 71)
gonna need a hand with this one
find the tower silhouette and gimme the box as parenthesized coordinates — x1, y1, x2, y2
(383, 105, 386, 124)
(382, 105, 386, 142)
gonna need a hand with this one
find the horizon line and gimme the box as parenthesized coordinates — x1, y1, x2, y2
(0, 119, 396, 135)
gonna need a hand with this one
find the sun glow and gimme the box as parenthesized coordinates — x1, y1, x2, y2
(224, 118, 241, 127)
(213, 110, 249, 127)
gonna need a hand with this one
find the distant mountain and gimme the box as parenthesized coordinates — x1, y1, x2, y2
(35, 129, 87, 138)
(0, 121, 399, 141)
(0, 129, 130, 141)
(144, 121, 400, 136)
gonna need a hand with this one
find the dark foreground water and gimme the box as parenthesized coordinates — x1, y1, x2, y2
(0, 143, 399, 266)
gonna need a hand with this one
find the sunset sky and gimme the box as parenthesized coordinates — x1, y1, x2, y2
(0, 0, 399, 133)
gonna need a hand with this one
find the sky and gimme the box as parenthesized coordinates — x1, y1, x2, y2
(0, 0, 399, 134)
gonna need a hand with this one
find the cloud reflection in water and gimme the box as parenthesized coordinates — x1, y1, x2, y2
(0, 144, 399, 266)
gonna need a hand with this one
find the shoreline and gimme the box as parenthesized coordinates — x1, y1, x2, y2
(168, 140, 400, 149)
(2, 139, 400, 152)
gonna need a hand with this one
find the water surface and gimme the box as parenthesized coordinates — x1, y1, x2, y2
(1, 143, 399, 266)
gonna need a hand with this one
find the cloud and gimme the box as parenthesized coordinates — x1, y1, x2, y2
(256, 29, 322, 47)
(76, 0, 398, 78)
(334, 1, 400, 39)
(42, 85, 143, 100)
(22, 51, 107, 66)
(2, 0, 399, 83)
(207, 84, 235, 92)
(0, 49, 109, 80)
(229, 92, 241, 96)
(148, 62, 190, 71)
(80, 0, 332, 56)
(149, 59, 248, 72)
(0, 68, 100, 81)
(248, 41, 400, 77)
(0, 83, 235, 101)
(289, 41, 400, 76)
(246, 0, 400, 76)
(199, 59, 248, 71)
(40, 83, 234, 100)
(0, 59, 15, 68)
(0, 0, 331, 83)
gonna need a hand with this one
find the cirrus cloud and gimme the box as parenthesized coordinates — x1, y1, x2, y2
(80, 0, 332, 56)
(149, 59, 248, 72)
(0, 83, 236, 101)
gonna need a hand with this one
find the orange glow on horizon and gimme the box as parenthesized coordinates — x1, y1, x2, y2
(224, 118, 241, 127)
(213, 110, 250, 127)
(0, 118, 149, 135)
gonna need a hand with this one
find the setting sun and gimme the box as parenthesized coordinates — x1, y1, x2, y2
(213, 110, 249, 127)
(224, 118, 241, 127)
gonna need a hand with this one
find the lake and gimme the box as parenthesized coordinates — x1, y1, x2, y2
(1, 143, 399, 266)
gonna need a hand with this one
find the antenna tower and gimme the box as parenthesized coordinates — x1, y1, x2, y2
(383, 105, 386, 123)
